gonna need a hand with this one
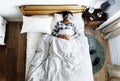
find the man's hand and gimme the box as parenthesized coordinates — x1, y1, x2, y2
(57, 34, 75, 40)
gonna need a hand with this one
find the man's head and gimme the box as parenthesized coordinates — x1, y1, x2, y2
(62, 11, 73, 20)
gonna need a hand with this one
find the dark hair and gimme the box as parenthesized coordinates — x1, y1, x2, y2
(62, 11, 73, 18)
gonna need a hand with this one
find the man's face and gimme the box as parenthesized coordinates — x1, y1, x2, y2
(64, 14, 73, 21)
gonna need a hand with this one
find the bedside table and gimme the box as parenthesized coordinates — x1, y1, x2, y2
(82, 8, 107, 28)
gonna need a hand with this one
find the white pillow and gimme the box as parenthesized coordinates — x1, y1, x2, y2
(72, 13, 85, 33)
(21, 15, 53, 34)
(51, 14, 63, 30)
(51, 13, 85, 33)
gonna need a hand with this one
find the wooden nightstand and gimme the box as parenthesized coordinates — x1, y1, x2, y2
(82, 8, 107, 28)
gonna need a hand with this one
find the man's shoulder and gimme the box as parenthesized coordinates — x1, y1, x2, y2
(57, 21, 63, 24)
(57, 21, 63, 23)
(69, 22, 76, 26)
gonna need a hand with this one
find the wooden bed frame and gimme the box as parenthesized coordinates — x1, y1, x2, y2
(19, 5, 87, 15)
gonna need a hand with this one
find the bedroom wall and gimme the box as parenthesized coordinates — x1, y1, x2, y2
(0, 22, 111, 81)
(0, 0, 105, 21)
(108, 35, 120, 65)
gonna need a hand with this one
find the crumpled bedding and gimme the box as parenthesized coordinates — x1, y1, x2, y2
(26, 34, 94, 81)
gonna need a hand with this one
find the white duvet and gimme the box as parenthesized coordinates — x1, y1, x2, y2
(26, 34, 94, 81)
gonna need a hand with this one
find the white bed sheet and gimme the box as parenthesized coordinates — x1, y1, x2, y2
(26, 32, 43, 77)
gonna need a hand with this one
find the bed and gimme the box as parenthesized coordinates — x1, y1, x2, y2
(19, 5, 94, 81)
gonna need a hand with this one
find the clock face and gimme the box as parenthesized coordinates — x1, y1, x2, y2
(86, 34, 106, 74)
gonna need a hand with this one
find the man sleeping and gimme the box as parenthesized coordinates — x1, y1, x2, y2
(52, 11, 80, 40)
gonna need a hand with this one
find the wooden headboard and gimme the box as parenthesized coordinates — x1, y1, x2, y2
(19, 5, 87, 15)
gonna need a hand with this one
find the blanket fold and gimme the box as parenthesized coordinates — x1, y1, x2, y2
(26, 34, 94, 81)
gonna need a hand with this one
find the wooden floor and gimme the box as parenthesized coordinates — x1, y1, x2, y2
(0, 22, 26, 81)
